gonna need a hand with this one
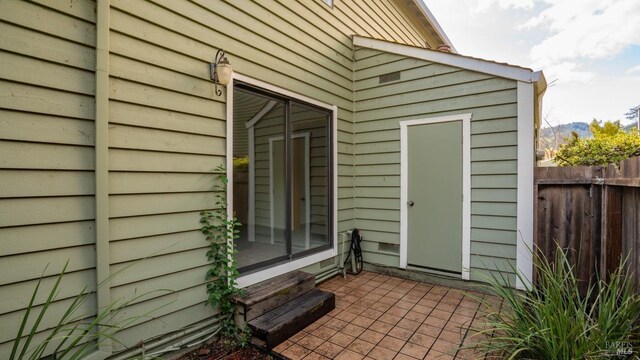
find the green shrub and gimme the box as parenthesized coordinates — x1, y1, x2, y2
(466, 249, 640, 359)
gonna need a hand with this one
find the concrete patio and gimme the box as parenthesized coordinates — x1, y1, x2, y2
(272, 271, 501, 360)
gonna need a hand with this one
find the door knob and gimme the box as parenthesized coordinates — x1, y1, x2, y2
(407, 201, 414, 207)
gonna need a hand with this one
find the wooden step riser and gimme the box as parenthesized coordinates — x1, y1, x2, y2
(234, 271, 316, 326)
(250, 291, 335, 350)
(243, 277, 316, 322)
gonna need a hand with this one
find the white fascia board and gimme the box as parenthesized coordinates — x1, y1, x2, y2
(412, 0, 457, 53)
(353, 36, 537, 83)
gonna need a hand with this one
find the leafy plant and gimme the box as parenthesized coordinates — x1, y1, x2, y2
(11, 262, 171, 360)
(465, 248, 640, 359)
(200, 165, 245, 341)
(555, 119, 640, 166)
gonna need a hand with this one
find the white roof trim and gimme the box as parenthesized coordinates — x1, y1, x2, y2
(353, 36, 539, 83)
(245, 100, 277, 129)
(412, 0, 457, 53)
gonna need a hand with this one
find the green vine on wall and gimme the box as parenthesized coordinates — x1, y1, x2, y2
(200, 165, 244, 340)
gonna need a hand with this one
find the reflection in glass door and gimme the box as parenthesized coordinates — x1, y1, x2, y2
(233, 84, 332, 274)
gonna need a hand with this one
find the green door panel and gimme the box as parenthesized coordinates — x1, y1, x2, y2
(407, 121, 462, 273)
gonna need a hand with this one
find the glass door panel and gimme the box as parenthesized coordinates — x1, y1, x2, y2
(233, 88, 287, 271)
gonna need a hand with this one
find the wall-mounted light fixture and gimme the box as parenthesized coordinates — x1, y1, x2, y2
(210, 49, 232, 96)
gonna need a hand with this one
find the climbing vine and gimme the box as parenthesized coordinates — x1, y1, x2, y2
(200, 165, 244, 339)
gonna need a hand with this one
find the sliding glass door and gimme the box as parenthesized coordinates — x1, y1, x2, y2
(232, 83, 332, 273)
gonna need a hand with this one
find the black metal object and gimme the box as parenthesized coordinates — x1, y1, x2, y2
(343, 229, 363, 275)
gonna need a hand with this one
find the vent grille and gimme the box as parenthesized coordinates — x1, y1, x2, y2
(379, 71, 401, 84)
(378, 243, 400, 253)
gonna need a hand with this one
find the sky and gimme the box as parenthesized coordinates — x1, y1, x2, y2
(424, 0, 640, 126)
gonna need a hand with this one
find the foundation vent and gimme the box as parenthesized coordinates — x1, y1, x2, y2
(378, 243, 400, 253)
(379, 71, 401, 84)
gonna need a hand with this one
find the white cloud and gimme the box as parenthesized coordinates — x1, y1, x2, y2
(627, 64, 640, 74)
(525, 0, 640, 67)
(475, 0, 535, 11)
(544, 62, 595, 83)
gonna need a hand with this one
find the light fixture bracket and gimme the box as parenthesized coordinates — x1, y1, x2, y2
(211, 49, 232, 96)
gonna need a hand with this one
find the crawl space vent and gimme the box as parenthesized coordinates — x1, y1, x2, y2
(379, 71, 401, 84)
(378, 243, 400, 253)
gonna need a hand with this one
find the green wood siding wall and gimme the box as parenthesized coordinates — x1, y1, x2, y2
(0, 0, 99, 355)
(0, 0, 433, 357)
(354, 48, 519, 285)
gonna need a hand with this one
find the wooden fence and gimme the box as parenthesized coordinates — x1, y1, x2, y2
(534, 156, 640, 294)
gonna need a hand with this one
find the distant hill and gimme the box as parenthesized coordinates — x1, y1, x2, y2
(539, 122, 591, 154)
(540, 122, 591, 139)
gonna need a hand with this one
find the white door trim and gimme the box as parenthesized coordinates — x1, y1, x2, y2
(268, 133, 311, 248)
(228, 73, 338, 288)
(399, 114, 472, 280)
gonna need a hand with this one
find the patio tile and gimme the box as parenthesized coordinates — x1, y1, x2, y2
(386, 291, 406, 299)
(405, 310, 428, 323)
(290, 331, 309, 342)
(379, 296, 399, 305)
(335, 349, 365, 360)
(395, 300, 415, 311)
(315, 341, 345, 358)
(393, 353, 417, 360)
(367, 345, 398, 360)
(325, 317, 349, 331)
(298, 334, 326, 350)
(369, 320, 394, 333)
(303, 351, 331, 360)
(272, 272, 495, 360)
(418, 298, 440, 308)
(400, 342, 429, 359)
(409, 332, 436, 348)
(282, 343, 312, 360)
(359, 329, 386, 344)
(412, 304, 434, 315)
(386, 306, 409, 317)
(347, 338, 376, 355)
(438, 329, 464, 344)
(370, 302, 392, 313)
(396, 318, 421, 332)
(431, 339, 458, 354)
(430, 309, 453, 321)
(387, 326, 414, 341)
(378, 335, 406, 352)
(330, 332, 357, 347)
(341, 323, 367, 338)
(400, 294, 422, 304)
(379, 313, 402, 325)
(361, 308, 384, 320)
(273, 339, 294, 352)
(336, 310, 359, 322)
(435, 302, 457, 312)
(424, 315, 448, 328)
(425, 350, 454, 359)
(416, 324, 444, 337)
(312, 325, 338, 340)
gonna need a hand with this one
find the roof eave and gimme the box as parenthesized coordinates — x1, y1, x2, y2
(410, 0, 457, 53)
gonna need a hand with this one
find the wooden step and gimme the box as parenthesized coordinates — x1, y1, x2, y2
(233, 270, 315, 325)
(248, 288, 335, 350)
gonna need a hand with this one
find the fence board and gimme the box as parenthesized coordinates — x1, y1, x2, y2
(535, 156, 640, 293)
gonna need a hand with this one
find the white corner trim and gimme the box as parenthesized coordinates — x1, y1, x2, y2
(353, 36, 537, 83)
(399, 114, 472, 280)
(516, 81, 535, 290)
(226, 78, 234, 224)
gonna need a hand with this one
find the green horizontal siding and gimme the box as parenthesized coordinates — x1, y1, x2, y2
(354, 47, 520, 281)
